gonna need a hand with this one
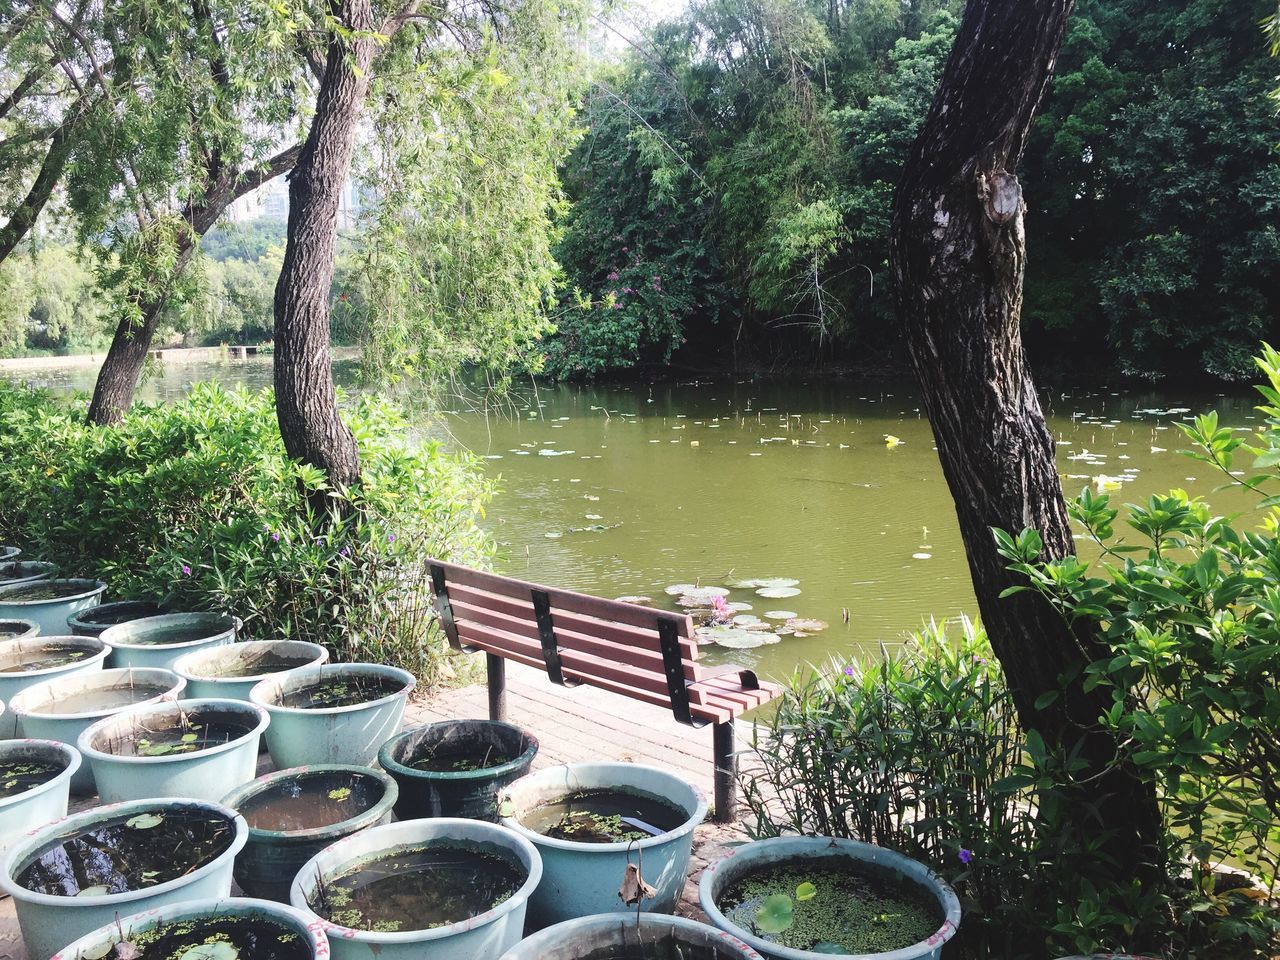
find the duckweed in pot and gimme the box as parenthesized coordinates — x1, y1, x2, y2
(71, 910, 312, 960)
(0, 759, 63, 800)
(522, 788, 688, 844)
(280, 675, 404, 709)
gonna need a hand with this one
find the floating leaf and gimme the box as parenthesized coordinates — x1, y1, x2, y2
(76, 885, 110, 898)
(796, 881, 817, 901)
(764, 610, 798, 620)
(756, 586, 801, 599)
(681, 586, 730, 602)
(614, 595, 652, 605)
(755, 894, 794, 934)
(180, 732, 199, 743)
(328, 787, 352, 801)
(125, 813, 163, 830)
(732, 614, 761, 626)
(759, 633, 783, 644)
(80, 943, 113, 960)
(727, 601, 753, 612)
(754, 578, 799, 589)
(714, 633, 765, 650)
(665, 584, 699, 596)
(785, 618, 828, 633)
(543, 532, 562, 539)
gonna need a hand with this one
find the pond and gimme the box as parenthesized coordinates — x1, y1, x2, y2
(7, 355, 1262, 679)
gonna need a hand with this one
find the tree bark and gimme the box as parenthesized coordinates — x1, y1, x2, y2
(0, 113, 79, 265)
(889, 0, 1162, 873)
(271, 0, 377, 501)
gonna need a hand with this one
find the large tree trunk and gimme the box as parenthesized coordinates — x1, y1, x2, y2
(271, 0, 375, 501)
(889, 0, 1161, 873)
(0, 115, 78, 264)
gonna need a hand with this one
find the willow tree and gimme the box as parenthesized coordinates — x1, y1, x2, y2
(890, 0, 1161, 871)
(272, 0, 585, 494)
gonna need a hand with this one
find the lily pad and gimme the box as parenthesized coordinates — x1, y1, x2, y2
(125, 813, 163, 830)
(756, 586, 801, 599)
(755, 894, 794, 934)
(543, 532, 562, 539)
(614, 595, 652, 605)
(715, 633, 765, 650)
(80, 943, 114, 960)
(796, 881, 818, 901)
(754, 577, 800, 589)
(786, 618, 828, 632)
(732, 614, 761, 626)
(763, 610, 797, 620)
(727, 602, 753, 612)
(665, 584, 699, 596)
(678, 586, 730, 603)
(76, 885, 110, 898)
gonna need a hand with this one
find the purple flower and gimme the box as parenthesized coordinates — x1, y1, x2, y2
(842, 665, 855, 677)
(271, 532, 280, 542)
(607, 270, 619, 281)
(181, 564, 191, 576)
(340, 547, 350, 557)
(387, 533, 396, 543)
(958, 848, 973, 865)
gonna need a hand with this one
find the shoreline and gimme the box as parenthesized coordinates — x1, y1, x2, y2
(0, 345, 359, 373)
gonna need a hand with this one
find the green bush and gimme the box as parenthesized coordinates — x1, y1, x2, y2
(0, 382, 493, 684)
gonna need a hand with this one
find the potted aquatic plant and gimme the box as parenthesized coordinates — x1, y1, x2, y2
(499, 762, 707, 927)
(101, 612, 237, 670)
(698, 836, 962, 960)
(50, 897, 328, 960)
(77, 697, 269, 803)
(290, 817, 542, 960)
(221, 764, 398, 901)
(0, 740, 80, 857)
(174, 639, 329, 701)
(0, 579, 107, 637)
(0, 635, 111, 737)
(8, 667, 187, 795)
(67, 600, 163, 638)
(498, 913, 765, 960)
(0, 619, 39, 641)
(378, 719, 538, 821)
(0, 561, 58, 588)
(0, 796, 247, 960)
(250, 663, 415, 768)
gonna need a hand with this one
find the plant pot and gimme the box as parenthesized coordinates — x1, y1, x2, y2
(498, 912, 766, 960)
(290, 816, 542, 960)
(8, 667, 187, 795)
(500, 762, 707, 928)
(697, 837, 962, 960)
(175, 639, 330, 701)
(49, 897, 328, 960)
(0, 796, 248, 960)
(0, 740, 79, 858)
(0, 619, 39, 641)
(221, 764, 398, 902)
(66, 600, 164, 637)
(0, 635, 111, 738)
(0, 579, 107, 638)
(379, 719, 538, 822)
(78, 697, 269, 803)
(251, 663, 415, 768)
(101, 612, 237, 670)
(0, 561, 58, 589)
(0, 546, 19, 562)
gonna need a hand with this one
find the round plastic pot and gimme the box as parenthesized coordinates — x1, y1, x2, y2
(0, 740, 80, 859)
(0, 619, 39, 641)
(221, 763, 398, 902)
(0, 580, 107, 639)
(290, 816, 542, 960)
(175, 639, 330, 702)
(500, 762, 707, 928)
(498, 912, 766, 960)
(0, 796, 248, 960)
(66, 600, 163, 638)
(78, 697, 269, 804)
(49, 897, 328, 960)
(9, 667, 187, 795)
(378, 719, 538, 822)
(0, 561, 58, 589)
(251, 663, 415, 769)
(0, 635, 110, 738)
(697, 836, 962, 960)
(0, 546, 18, 562)
(101, 612, 237, 670)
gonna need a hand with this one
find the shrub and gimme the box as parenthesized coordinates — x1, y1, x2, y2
(0, 381, 493, 684)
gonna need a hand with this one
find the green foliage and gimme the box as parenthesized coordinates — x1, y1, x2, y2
(0, 246, 110, 355)
(0, 382, 492, 683)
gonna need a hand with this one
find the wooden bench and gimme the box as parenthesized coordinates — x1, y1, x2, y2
(426, 559, 781, 822)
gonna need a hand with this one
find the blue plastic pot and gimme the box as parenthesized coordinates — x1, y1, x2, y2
(66, 600, 164, 638)
(221, 763, 398, 902)
(9, 667, 187, 795)
(0, 561, 58, 589)
(500, 762, 707, 928)
(378, 719, 538, 822)
(174, 639, 330, 701)
(101, 612, 237, 670)
(498, 912, 765, 960)
(49, 897, 328, 960)
(251, 663, 415, 768)
(0, 636, 110, 738)
(78, 697, 269, 803)
(0, 547, 19, 562)
(290, 817, 542, 960)
(0, 796, 248, 960)
(0, 580, 107, 638)
(698, 836, 962, 960)
(0, 619, 39, 641)
(0, 740, 80, 858)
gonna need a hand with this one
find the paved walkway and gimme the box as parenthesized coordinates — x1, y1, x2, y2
(0, 662, 759, 959)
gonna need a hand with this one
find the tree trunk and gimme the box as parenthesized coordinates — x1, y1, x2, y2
(889, 0, 1162, 873)
(271, 0, 375, 501)
(0, 115, 78, 265)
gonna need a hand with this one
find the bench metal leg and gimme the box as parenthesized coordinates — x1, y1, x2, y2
(713, 719, 736, 823)
(487, 653, 507, 721)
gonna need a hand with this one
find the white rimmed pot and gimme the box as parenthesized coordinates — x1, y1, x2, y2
(101, 612, 238, 670)
(175, 639, 330, 701)
(66, 600, 164, 638)
(697, 836, 962, 960)
(0, 619, 39, 641)
(0, 635, 111, 738)
(0, 740, 79, 858)
(0, 546, 18, 562)
(0, 580, 107, 637)
(77, 697, 269, 803)
(0, 561, 58, 589)
(251, 663, 415, 768)
(9, 668, 187, 795)
(498, 912, 766, 960)
(0, 796, 248, 960)
(500, 762, 707, 928)
(49, 897, 329, 960)
(290, 816, 542, 960)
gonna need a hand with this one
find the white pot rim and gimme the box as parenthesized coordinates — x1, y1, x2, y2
(0, 636, 111, 680)
(76, 697, 269, 766)
(9, 668, 185, 722)
(0, 580, 107, 608)
(173, 640, 329, 685)
(250, 663, 415, 717)
(100, 614, 236, 652)
(0, 739, 80, 811)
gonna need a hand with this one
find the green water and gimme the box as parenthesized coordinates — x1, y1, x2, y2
(8, 356, 1264, 680)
